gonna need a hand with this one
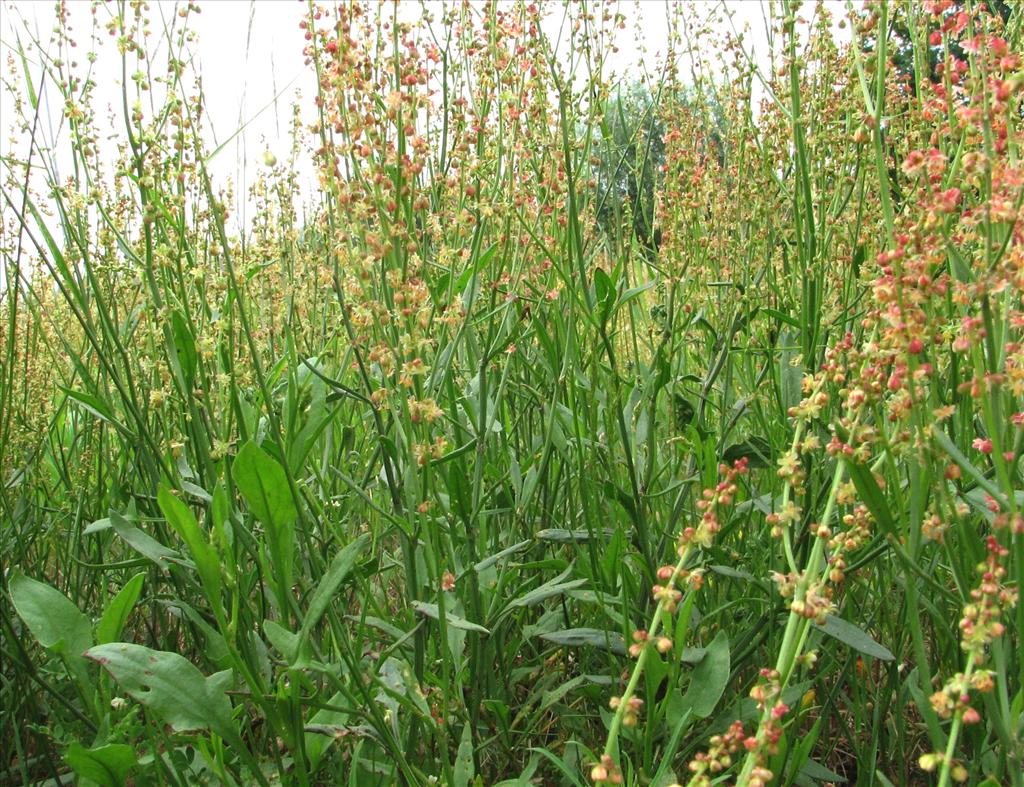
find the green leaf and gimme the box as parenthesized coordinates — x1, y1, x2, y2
(171, 310, 198, 387)
(536, 528, 616, 543)
(454, 243, 498, 293)
(593, 267, 614, 322)
(846, 462, 896, 534)
(798, 758, 847, 783)
(9, 571, 93, 662)
(538, 628, 626, 655)
(64, 741, 137, 787)
(681, 630, 730, 718)
(96, 573, 145, 645)
(84, 517, 113, 535)
(85, 643, 238, 743)
(506, 568, 587, 613)
(375, 657, 431, 723)
(473, 540, 531, 572)
(778, 327, 803, 414)
(158, 485, 221, 604)
(413, 601, 490, 635)
(459, 243, 498, 311)
(722, 436, 774, 468)
(813, 615, 894, 661)
(232, 441, 299, 529)
(232, 441, 298, 591)
(298, 533, 370, 647)
(60, 387, 132, 437)
(14, 35, 38, 110)
(453, 722, 475, 787)
(110, 510, 181, 569)
(616, 280, 656, 310)
(305, 691, 348, 769)
(263, 619, 310, 666)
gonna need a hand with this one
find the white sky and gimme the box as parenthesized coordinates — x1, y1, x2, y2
(1, 0, 848, 237)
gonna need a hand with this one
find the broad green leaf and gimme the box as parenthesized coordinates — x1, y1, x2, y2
(9, 571, 92, 662)
(298, 533, 370, 647)
(846, 463, 896, 534)
(454, 241, 497, 292)
(171, 310, 198, 387)
(210, 482, 234, 552)
(798, 758, 847, 783)
(593, 267, 614, 322)
(722, 436, 774, 468)
(60, 387, 132, 437)
(264, 619, 310, 665)
(814, 615, 894, 662)
(83, 517, 113, 535)
(110, 511, 181, 569)
(182, 481, 212, 503)
(375, 657, 431, 726)
(85, 643, 237, 743)
(681, 630, 730, 718)
(536, 528, 616, 543)
(505, 568, 587, 614)
(232, 441, 299, 529)
(616, 280, 656, 310)
(96, 573, 145, 645)
(305, 691, 348, 769)
(158, 485, 221, 604)
(538, 628, 626, 655)
(539, 674, 590, 713)
(708, 565, 758, 582)
(232, 441, 297, 592)
(64, 741, 137, 787)
(453, 722, 475, 787)
(413, 601, 490, 635)
(778, 327, 803, 414)
(473, 539, 531, 572)
(347, 614, 408, 642)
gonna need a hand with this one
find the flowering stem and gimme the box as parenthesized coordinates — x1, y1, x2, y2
(602, 543, 694, 768)
(936, 657, 976, 787)
(736, 455, 847, 786)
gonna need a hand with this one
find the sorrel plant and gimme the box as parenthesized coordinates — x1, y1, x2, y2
(1, 1, 1021, 785)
